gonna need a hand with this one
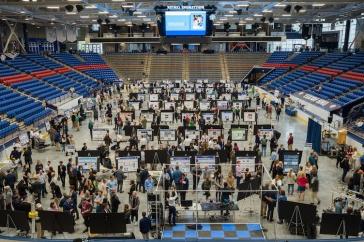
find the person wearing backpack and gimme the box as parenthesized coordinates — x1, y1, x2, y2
(261, 135, 268, 157)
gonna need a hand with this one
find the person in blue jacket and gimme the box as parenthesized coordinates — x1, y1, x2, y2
(139, 211, 152, 240)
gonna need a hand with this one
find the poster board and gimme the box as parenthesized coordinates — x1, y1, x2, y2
(199, 101, 210, 111)
(65, 144, 76, 155)
(19, 133, 29, 146)
(148, 101, 160, 110)
(116, 156, 139, 172)
(170, 156, 191, 173)
(279, 150, 302, 173)
(78, 156, 99, 172)
(185, 129, 201, 140)
(220, 110, 233, 122)
(159, 129, 176, 141)
(243, 110, 256, 122)
(183, 101, 194, 110)
(220, 93, 231, 101)
(217, 100, 229, 110)
(258, 128, 274, 139)
(170, 93, 179, 100)
(93, 128, 109, 141)
(236, 156, 256, 174)
(137, 93, 145, 101)
(185, 93, 195, 101)
(201, 112, 214, 123)
(206, 93, 216, 100)
(231, 128, 248, 141)
(140, 110, 154, 122)
(164, 102, 175, 110)
(207, 129, 222, 140)
(128, 101, 141, 110)
(153, 88, 162, 93)
(238, 93, 249, 101)
(149, 94, 159, 102)
(195, 155, 216, 170)
(137, 129, 154, 141)
(160, 111, 174, 122)
(232, 101, 243, 109)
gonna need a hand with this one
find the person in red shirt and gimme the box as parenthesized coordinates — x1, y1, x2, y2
(296, 171, 308, 201)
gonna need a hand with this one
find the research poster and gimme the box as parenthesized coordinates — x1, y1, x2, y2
(231, 128, 247, 141)
(159, 129, 176, 141)
(137, 129, 154, 141)
(170, 93, 179, 100)
(207, 129, 222, 139)
(117, 156, 139, 172)
(93, 128, 109, 141)
(184, 101, 194, 110)
(199, 101, 210, 111)
(164, 102, 175, 110)
(148, 101, 160, 110)
(149, 94, 159, 102)
(243, 111, 256, 122)
(258, 128, 274, 139)
(202, 112, 214, 123)
(236, 156, 256, 175)
(217, 100, 228, 109)
(220, 111, 233, 122)
(161, 111, 174, 122)
(129, 101, 140, 110)
(78, 156, 98, 172)
(185, 129, 201, 140)
(170, 156, 191, 173)
(185, 93, 196, 101)
(195, 156, 216, 170)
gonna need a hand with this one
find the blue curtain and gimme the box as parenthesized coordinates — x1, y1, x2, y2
(306, 118, 322, 153)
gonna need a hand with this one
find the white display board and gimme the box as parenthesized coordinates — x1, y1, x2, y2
(65, 144, 76, 155)
(236, 156, 256, 174)
(195, 156, 216, 170)
(231, 128, 247, 141)
(129, 101, 140, 110)
(220, 111, 233, 122)
(120, 112, 134, 121)
(185, 129, 201, 140)
(93, 128, 109, 141)
(258, 128, 274, 139)
(78, 156, 98, 172)
(153, 88, 162, 93)
(170, 156, 191, 173)
(199, 101, 210, 111)
(19, 133, 29, 146)
(185, 93, 195, 101)
(148, 101, 159, 110)
(243, 111, 256, 122)
(232, 101, 243, 109)
(217, 100, 229, 109)
(170, 93, 179, 100)
(137, 129, 153, 140)
(202, 112, 214, 123)
(208, 129, 222, 139)
(140, 112, 154, 122)
(117, 156, 139, 172)
(220, 93, 231, 100)
(164, 102, 175, 110)
(137, 94, 145, 101)
(159, 129, 176, 141)
(161, 111, 174, 122)
(149, 94, 159, 101)
(206, 93, 216, 100)
(238, 93, 249, 101)
(184, 101, 194, 110)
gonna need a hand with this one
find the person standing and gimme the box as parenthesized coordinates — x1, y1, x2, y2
(340, 155, 350, 182)
(310, 171, 320, 205)
(114, 166, 126, 193)
(110, 190, 121, 213)
(139, 212, 152, 240)
(265, 184, 277, 222)
(168, 191, 178, 226)
(80, 193, 93, 233)
(261, 135, 268, 157)
(191, 164, 202, 190)
(88, 119, 94, 140)
(130, 191, 140, 225)
(179, 173, 189, 201)
(285, 169, 296, 196)
(287, 133, 294, 150)
(275, 105, 281, 121)
(296, 171, 308, 201)
(144, 175, 154, 194)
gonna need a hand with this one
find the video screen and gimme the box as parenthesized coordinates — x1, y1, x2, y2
(165, 11, 206, 36)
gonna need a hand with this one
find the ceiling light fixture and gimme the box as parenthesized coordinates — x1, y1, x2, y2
(98, 11, 109, 14)
(67, 0, 82, 2)
(245, 17, 253, 21)
(282, 14, 291, 17)
(111, 0, 125, 2)
(137, 15, 147, 18)
(80, 15, 89, 18)
(312, 3, 325, 7)
(254, 14, 263, 17)
(236, 4, 250, 7)
(20, 11, 26, 14)
(66, 11, 77, 15)
(85, 5, 97, 9)
(133, 11, 142, 15)
(262, 9, 272, 13)
(224, 14, 234, 17)
(109, 15, 118, 18)
(47, 6, 60, 9)
(275, 3, 287, 7)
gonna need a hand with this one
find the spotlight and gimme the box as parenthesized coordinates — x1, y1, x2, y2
(65, 5, 74, 12)
(236, 9, 243, 15)
(284, 5, 292, 13)
(75, 4, 84, 12)
(261, 17, 266, 22)
(268, 17, 274, 23)
(294, 5, 303, 13)
(105, 18, 110, 24)
(97, 18, 103, 24)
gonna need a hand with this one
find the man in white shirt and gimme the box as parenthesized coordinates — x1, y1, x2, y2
(168, 191, 178, 225)
(183, 136, 192, 151)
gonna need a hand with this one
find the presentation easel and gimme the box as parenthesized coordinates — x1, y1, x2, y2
(151, 152, 160, 170)
(288, 205, 305, 236)
(336, 219, 347, 238)
(6, 213, 17, 232)
(243, 183, 257, 215)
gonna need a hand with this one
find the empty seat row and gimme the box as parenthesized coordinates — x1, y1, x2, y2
(25, 54, 63, 70)
(12, 79, 67, 101)
(266, 51, 291, 63)
(6, 56, 46, 73)
(0, 123, 18, 139)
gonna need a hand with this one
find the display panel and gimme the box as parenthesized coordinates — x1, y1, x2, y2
(220, 110, 233, 122)
(137, 129, 154, 141)
(159, 129, 176, 141)
(78, 156, 98, 172)
(236, 156, 256, 175)
(185, 129, 201, 140)
(195, 155, 216, 170)
(231, 128, 247, 141)
(283, 154, 300, 173)
(165, 11, 206, 36)
(170, 156, 191, 173)
(116, 156, 139, 172)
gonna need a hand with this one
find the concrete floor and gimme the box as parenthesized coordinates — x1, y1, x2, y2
(1, 89, 353, 240)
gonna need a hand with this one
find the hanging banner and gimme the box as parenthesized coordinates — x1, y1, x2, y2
(66, 25, 77, 42)
(46, 27, 57, 43)
(56, 27, 67, 42)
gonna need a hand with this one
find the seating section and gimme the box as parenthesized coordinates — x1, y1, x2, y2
(12, 79, 67, 101)
(0, 120, 18, 139)
(6, 56, 46, 73)
(225, 53, 269, 81)
(285, 52, 323, 66)
(265, 51, 291, 63)
(189, 54, 222, 81)
(80, 52, 105, 64)
(63, 71, 101, 90)
(42, 74, 90, 96)
(51, 52, 83, 66)
(259, 68, 289, 84)
(103, 54, 147, 80)
(0, 85, 52, 125)
(0, 62, 19, 77)
(149, 54, 183, 81)
(25, 54, 63, 69)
